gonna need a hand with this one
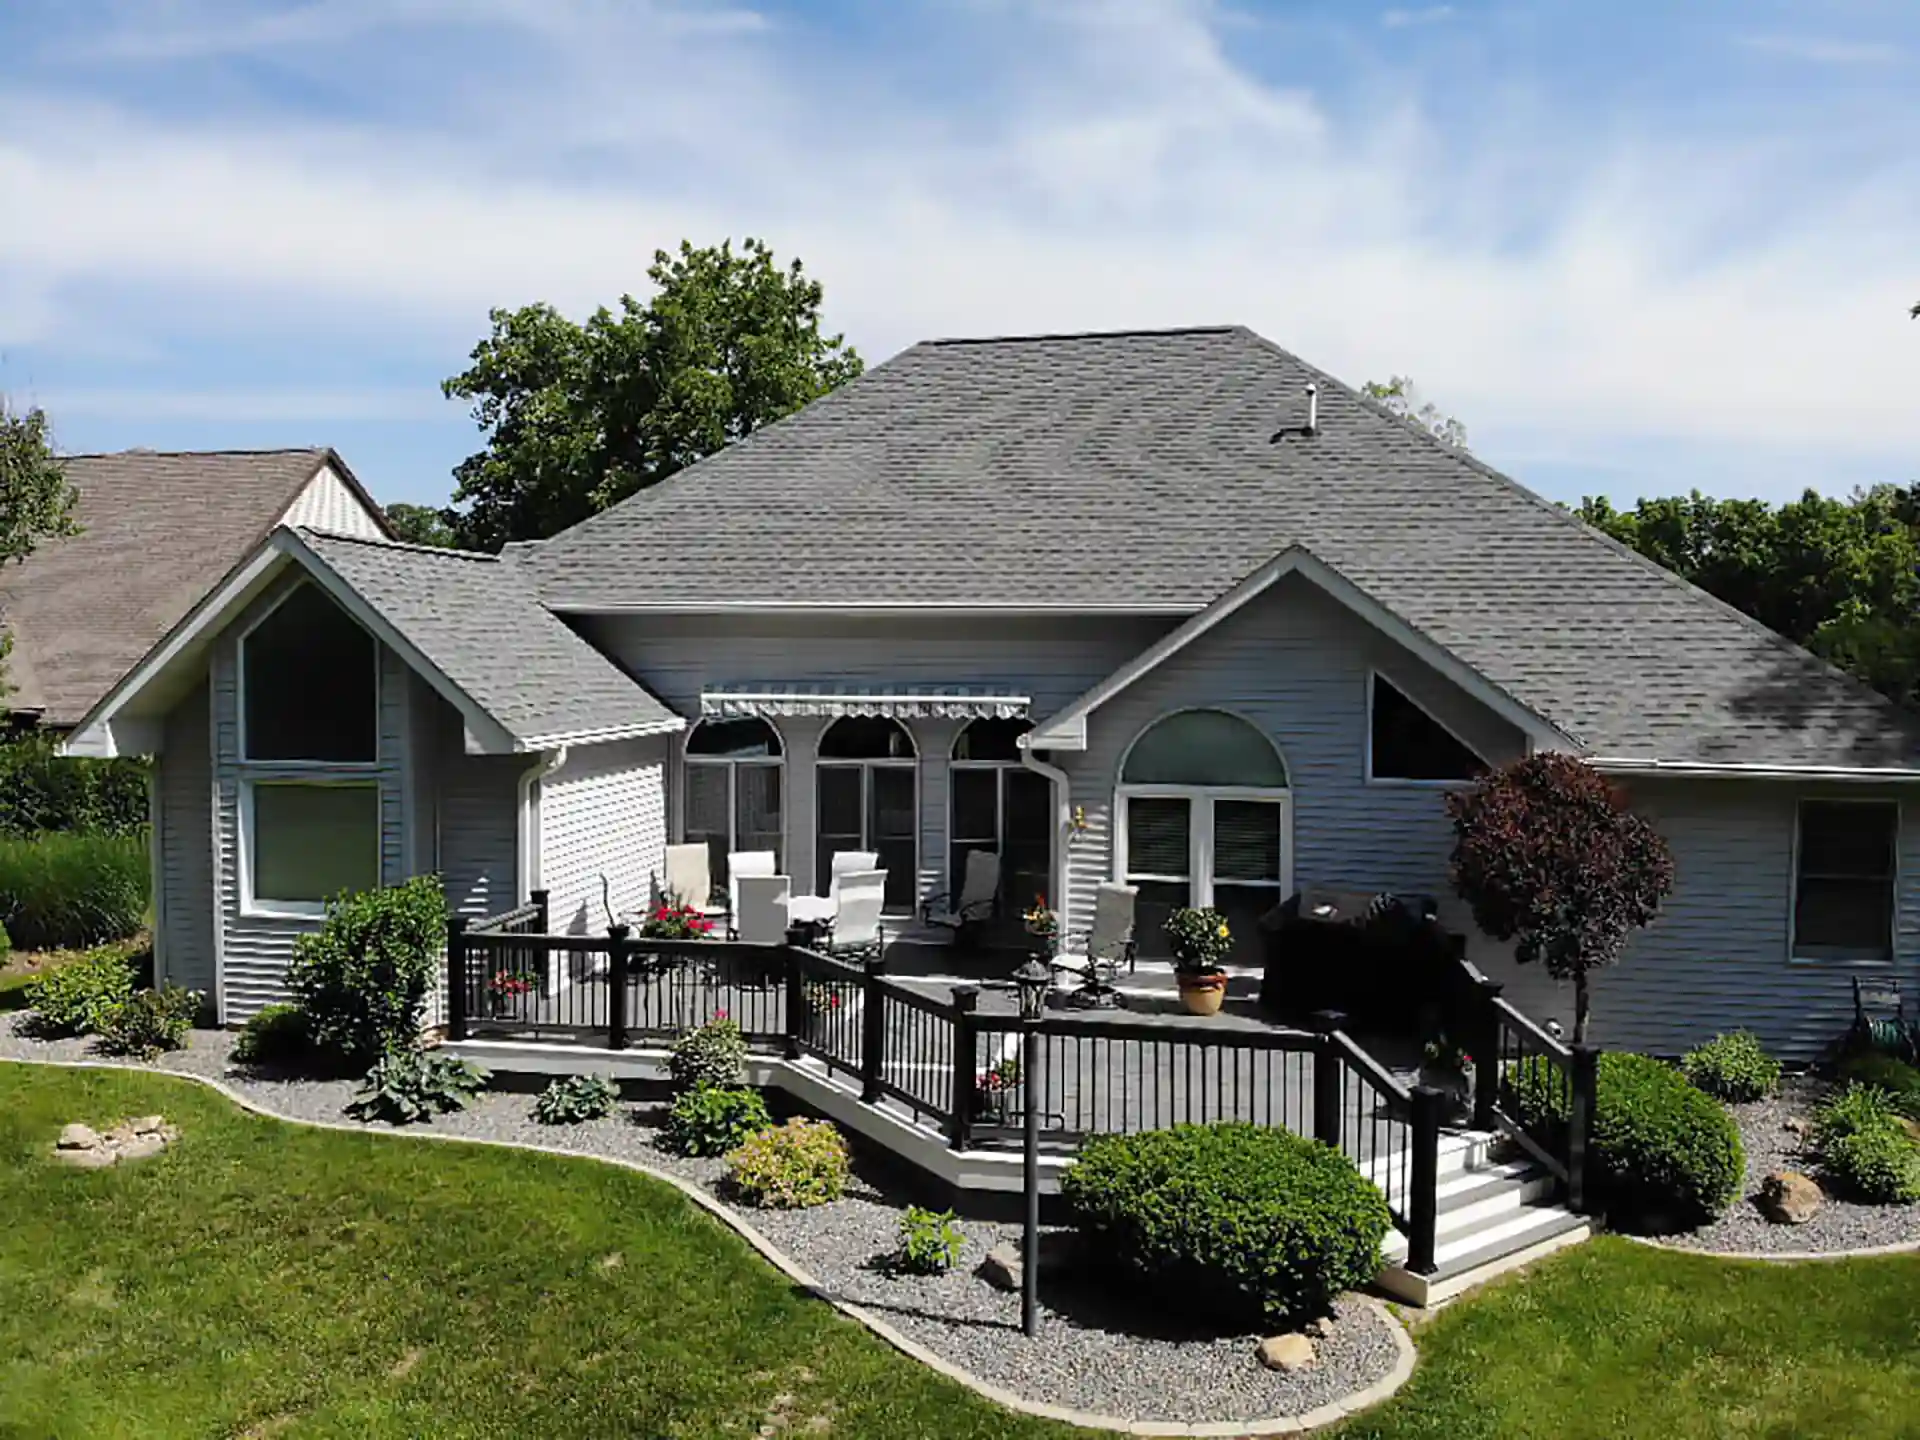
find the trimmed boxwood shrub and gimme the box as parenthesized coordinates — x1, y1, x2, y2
(231, 1003, 315, 1070)
(1823, 1124, 1920, 1204)
(1060, 1123, 1390, 1327)
(1508, 1051, 1743, 1231)
(0, 832, 149, 951)
(1681, 1031, 1781, 1103)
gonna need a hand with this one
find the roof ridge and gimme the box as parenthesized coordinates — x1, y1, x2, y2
(925, 324, 1243, 347)
(61, 446, 329, 460)
(294, 525, 500, 563)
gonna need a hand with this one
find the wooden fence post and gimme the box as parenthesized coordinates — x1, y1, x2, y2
(1310, 1009, 1347, 1151)
(860, 952, 887, 1104)
(1568, 1044, 1599, 1213)
(1408, 1084, 1444, 1275)
(950, 986, 979, 1152)
(606, 925, 631, 1051)
(445, 916, 469, 1042)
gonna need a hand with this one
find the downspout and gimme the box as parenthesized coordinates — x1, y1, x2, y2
(1018, 736, 1074, 941)
(517, 746, 569, 903)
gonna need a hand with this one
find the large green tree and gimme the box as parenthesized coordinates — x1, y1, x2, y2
(382, 503, 457, 548)
(443, 238, 863, 550)
(1577, 486, 1920, 705)
(0, 400, 81, 701)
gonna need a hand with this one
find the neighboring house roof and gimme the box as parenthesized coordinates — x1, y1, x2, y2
(0, 447, 392, 728)
(522, 326, 1920, 770)
(65, 527, 680, 758)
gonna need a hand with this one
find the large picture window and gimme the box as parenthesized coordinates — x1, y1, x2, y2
(817, 716, 916, 912)
(1116, 710, 1290, 965)
(949, 718, 1051, 915)
(242, 583, 377, 762)
(1794, 800, 1897, 962)
(683, 718, 784, 901)
(246, 781, 380, 914)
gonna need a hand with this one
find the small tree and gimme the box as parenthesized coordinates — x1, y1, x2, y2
(0, 398, 81, 701)
(1446, 754, 1674, 1044)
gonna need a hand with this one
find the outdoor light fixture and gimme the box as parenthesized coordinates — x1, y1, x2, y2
(1010, 954, 1052, 1336)
(1013, 957, 1051, 1022)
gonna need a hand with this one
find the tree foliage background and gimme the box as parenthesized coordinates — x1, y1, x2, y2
(440, 238, 862, 550)
(1362, 375, 1469, 449)
(0, 399, 81, 702)
(1577, 486, 1920, 707)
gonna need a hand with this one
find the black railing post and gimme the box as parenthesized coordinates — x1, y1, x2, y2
(784, 945, 806, 1060)
(1567, 1044, 1599, 1213)
(1408, 1084, 1444, 1275)
(950, 985, 979, 1152)
(531, 888, 550, 934)
(1471, 978, 1504, 1132)
(445, 916, 469, 1042)
(860, 952, 887, 1104)
(1310, 1009, 1347, 1151)
(607, 924, 631, 1051)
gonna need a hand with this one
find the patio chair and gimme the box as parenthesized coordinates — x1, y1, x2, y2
(1057, 883, 1138, 978)
(920, 848, 1001, 945)
(734, 874, 792, 946)
(827, 870, 888, 959)
(827, 850, 880, 903)
(727, 850, 777, 937)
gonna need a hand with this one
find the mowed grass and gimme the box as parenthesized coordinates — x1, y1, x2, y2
(0, 1063, 1082, 1440)
(6, 1062, 1920, 1440)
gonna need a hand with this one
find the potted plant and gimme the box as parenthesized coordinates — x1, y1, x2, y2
(1022, 896, 1058, 957)
(639, 903, 716, 941)
(486, 968, 534, 1019)
(800, 981, 844, 1043)
(1166, 906, 1233, 1016)
(971, 1056, 1021, 1123)
(1420, 1032, 1476, 1120)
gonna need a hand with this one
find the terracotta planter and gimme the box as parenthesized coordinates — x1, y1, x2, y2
(1176, 969, 1229, 1016)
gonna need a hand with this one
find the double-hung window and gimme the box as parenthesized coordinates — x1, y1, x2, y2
(1793, 800, 1897, 963)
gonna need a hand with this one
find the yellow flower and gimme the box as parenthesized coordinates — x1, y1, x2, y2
(1216, 923, 1229, 938)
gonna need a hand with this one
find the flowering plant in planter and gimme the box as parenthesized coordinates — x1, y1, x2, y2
(1165, 907, 1232, 975)
(801, 981, 844, 1019)
(972, 1056, 1021, 1121)
(1022, 897, 1058, 939)
(639, 903, 716, 941)
(486, 969, 535, 1017)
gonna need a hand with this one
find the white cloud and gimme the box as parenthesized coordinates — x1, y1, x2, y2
(2, 0, 1918, 485)
(33, 385, 454, 424)
(1736, 33, 1903, 65)
(1381, 6, 1454, 29)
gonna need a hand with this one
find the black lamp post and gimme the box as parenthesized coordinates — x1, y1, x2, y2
(1012, 955, 1051, 1338)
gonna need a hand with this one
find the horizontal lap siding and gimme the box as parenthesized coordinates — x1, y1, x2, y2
(540, 737, 668, 936)
(279, 465, 385, 538)
(158, 681, 215, 997)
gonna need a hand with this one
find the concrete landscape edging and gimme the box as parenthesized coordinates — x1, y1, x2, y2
(2, 1054, 1417, 1436)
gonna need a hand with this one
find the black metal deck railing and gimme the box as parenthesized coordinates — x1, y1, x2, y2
(446, 915, 1447, 1273)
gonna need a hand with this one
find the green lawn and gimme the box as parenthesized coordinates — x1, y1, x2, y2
(4, 1062, 1918, 1440)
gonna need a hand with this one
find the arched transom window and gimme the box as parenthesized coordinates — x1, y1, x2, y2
(684, 717, 784, 901)
(1117, 709, 1290, 963)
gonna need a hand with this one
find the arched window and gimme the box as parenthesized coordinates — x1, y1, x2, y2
(684, 718, 784, 900)
(817, 716, 916, 910)
(1117, 710, 1290, 963)
(949, 719, 1051, 914)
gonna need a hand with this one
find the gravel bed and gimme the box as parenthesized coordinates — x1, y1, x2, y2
(0, 1016, 1404, 1426)
(1661, 1075, 1920, 1255)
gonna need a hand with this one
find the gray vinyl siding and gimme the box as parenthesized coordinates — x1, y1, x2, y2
(577, 612, 1172, 900)
(210, 574, 413, 1021)
(432, 694, 522, 923)
(157, 680, 215, 998)
(1061, 572, 1526, 936)
(539, 736, 670, 937)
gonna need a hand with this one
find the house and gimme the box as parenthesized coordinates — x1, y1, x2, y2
(64, 327, 1920, 1058)
(0, 448, 391, 731)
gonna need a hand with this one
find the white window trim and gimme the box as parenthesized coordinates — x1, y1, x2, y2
(239, 777, 382, 920)
(1363, 668, 1489, 789)
(1788, 795, 1901, 967)
(236, 579, 382, 767)
(1113, 785, 1295, 909)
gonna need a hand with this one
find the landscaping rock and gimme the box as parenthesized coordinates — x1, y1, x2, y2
(1758, 1171, 1823, 1225)
(116, 1133, 168, 1163)
(977, 1233, 1079, 1292)
(1256, 1334, 1316, 1371)
(57, 1123, 100, 1150)
(1306, 1316, 1335, 1338)
(54, 1144, 118, 1169)
(1782, 1116, 1809, 1137)
(131, 1115, 166, 1135)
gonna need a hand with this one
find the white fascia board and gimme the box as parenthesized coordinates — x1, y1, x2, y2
(518, 716, 688, 751)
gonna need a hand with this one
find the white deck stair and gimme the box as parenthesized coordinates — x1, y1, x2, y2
(1376, 1130, 1590, 1306)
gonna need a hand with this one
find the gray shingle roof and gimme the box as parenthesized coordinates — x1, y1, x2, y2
(1, 449, 359, 727)
(521, 326, 1920, 769)
(296, 529, 678, 747)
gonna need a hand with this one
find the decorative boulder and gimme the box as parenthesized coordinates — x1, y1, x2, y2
(1758, 1170, 1823, 1225)
(1256, 1333, 1317, 1371)
(57, 1123, 101, 1151)
(50, 1116, 179, 1169)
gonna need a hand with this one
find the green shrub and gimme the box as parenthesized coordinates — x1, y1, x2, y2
(345, 1049, 490, 1125)
(664, 1082, 771, 1157)
(1823, 1125, 1920, 1204)
(726, 1117, 850, 1208)
(21, 942, 136, 1036)
(0, 733, 148, 837)
(1814, 1084, 1901, 1149)
(0, 918, 11, 962)
(231, 1004, 314, 1069)
(1681, 1031, 1781, 1103)
(286, 877, 447, 1067)
(1836, 1053, 1920, 1119)
(533, 1073, 619, 1125)
(1060, 1123, 1390, 1327)
(668, 1016, 746, 1093)
(0, 832, 149, 951)
(1506, 1051, 1743, 1231)
(97, 985, 201, 1057)
(894, 1206, 965, 1275)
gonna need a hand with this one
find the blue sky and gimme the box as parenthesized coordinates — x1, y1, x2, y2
(1, 0, 1916, 510)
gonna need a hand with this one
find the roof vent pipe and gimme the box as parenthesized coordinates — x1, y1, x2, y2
(1305, 383, 1319, 436)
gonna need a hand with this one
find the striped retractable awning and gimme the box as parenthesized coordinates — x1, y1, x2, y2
(700, 686, 1030, 721)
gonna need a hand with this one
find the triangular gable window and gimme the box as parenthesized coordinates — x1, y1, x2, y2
(1369, 675, 1486, 782)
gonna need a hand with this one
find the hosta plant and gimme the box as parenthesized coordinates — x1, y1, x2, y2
(346, 1049, 490, 1125)
(533, 1073, 619, 1125)
(894, 1206, 965, 1275)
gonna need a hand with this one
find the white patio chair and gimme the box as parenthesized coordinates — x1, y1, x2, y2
(727, 850, 777, 935)
(827, 850, 880, 902)
(734, 874, 792, 946)
(661, 843, 722, 918)
(920, 848, 1000, 944)
(827, 870, 887, 958)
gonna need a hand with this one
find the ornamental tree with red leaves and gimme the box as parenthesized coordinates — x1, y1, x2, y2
(1446, 753, 1674, 1045)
